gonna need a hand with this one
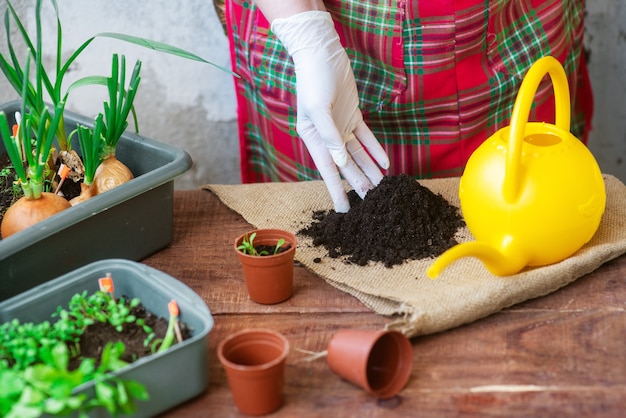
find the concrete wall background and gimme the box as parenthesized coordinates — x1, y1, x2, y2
(0, 1, 624, 189)
(585, 1, 626, 183)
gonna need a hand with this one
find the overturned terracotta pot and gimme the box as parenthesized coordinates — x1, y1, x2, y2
(327, 329, 413, 399)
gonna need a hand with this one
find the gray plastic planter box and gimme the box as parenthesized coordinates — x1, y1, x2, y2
(0, 258, 213, 418)
(0, 101, 192, 300)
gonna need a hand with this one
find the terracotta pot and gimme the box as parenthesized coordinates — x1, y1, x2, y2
(218, 328, 290, 416)
(234, 229, 297, 304)
(326, 329, 413, 399)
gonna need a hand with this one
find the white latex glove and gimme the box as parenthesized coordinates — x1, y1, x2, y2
(271, 11, 390, 213)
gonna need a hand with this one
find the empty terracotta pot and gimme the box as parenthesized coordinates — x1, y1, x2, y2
(234, 229, 297, 304)
(218, 328, 290, 416)
(326, 329, 413, 399)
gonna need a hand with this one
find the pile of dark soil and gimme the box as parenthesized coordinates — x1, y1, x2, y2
(300, 174, 465, 267)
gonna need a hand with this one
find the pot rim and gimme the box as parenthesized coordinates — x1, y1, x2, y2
(234, 229, 298, 259)
(217, 327, 290, 372)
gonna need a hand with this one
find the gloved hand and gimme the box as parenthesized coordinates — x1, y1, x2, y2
(271, 11, 390, 213)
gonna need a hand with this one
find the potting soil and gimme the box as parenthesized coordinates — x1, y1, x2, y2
(300, 174, 465, 267)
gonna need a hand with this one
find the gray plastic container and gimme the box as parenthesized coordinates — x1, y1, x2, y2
(0, 258, 213, 418)
(0, 101, 193, 300)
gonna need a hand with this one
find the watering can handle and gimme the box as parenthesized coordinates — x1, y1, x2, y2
(503, 56, 571, 203)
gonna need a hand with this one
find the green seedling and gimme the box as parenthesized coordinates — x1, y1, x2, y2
(73, 115, 104, 190)
(237, 232, 286, 256)
(0, 340, 149, 417)
(0, 99, 65, 199)
(100, 54, 142, 159)
(156, 300, 182, 353)
(0, 288, 181, 417)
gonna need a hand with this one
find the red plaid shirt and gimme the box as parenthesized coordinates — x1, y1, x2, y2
(225, 0, 592, 183)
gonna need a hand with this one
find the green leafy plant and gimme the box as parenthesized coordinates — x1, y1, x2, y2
(89, 53, 140, 196)
(237, 232, 286, 256)
(0, 341, 149, 418)
(0, 0, 237, 232)
(74, 115, 103, 191)
(100, 54, 142, 159)
(0, 0, 233, 152)
(68, 53, 140, 204)
(59, 291, 153, 335)
(0, 100, 65, 200)
(0, 95, 72, 238)
(0, 289, 181, 417)
(156, 300, 181, 354)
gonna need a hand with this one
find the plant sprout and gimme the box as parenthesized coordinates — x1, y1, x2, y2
(74, 115, 104, 188)
(237, 232, 286, 256)
(157, 300, 182, 353)
(101, 54, 141, 158)
(0, 101, 65, 199)
(69, 54, 140, 204)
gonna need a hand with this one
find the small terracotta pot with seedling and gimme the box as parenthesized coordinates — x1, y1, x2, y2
(234, 229, 297, 304)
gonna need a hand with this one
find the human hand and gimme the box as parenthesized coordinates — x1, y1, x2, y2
(271, 11, 390, 212)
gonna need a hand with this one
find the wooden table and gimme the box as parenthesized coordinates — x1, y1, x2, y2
(145, 190, 626, 417)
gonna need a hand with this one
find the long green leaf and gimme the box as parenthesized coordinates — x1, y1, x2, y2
(0, 112, 26, 182)
(34, 101, 65, 181)
(108, 54, 119, 143)
(65, 75, 108, 93)
(50, 0, 61, 76)
(1, 8, 41, 109)
(76, 115, 103, 185)
(118, 68, 140, 138)
(6, 0, 55, 106)
(35, 0, 44, 106)
(95, 32, 238, 76)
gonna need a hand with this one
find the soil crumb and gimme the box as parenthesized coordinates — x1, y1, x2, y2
(299, 174, 465, 267)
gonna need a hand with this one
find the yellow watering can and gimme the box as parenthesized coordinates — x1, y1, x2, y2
(427, 56, 606, 278)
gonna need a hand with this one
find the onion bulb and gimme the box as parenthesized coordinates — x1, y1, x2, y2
(69, 182, 95, 206)
(1, 192, 71, 238)
(92, 156, 134, 195)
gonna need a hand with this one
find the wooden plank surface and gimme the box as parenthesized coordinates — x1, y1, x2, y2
(143, 190, 626, 417)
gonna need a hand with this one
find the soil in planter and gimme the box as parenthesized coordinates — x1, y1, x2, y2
(54, 150, 84, 201)
(252, 244, 292, 255)
(0, 153, 22, 226)
(69, 299, 191, 370)
(299, 174, 465, 267)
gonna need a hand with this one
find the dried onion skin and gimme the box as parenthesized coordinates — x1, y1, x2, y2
(92, 156, 134, 195)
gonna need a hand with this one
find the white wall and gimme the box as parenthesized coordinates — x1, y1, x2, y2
(0, 1, 625, 189)
(585, 0, 626, 183)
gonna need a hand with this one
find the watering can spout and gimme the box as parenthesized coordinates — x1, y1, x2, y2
(426, 241, 527, 278)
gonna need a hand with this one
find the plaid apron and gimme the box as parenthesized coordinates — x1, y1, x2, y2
(225, 0, 592, 183)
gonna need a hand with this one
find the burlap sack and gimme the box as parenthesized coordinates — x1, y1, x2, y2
(203, 175, 626, 337)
